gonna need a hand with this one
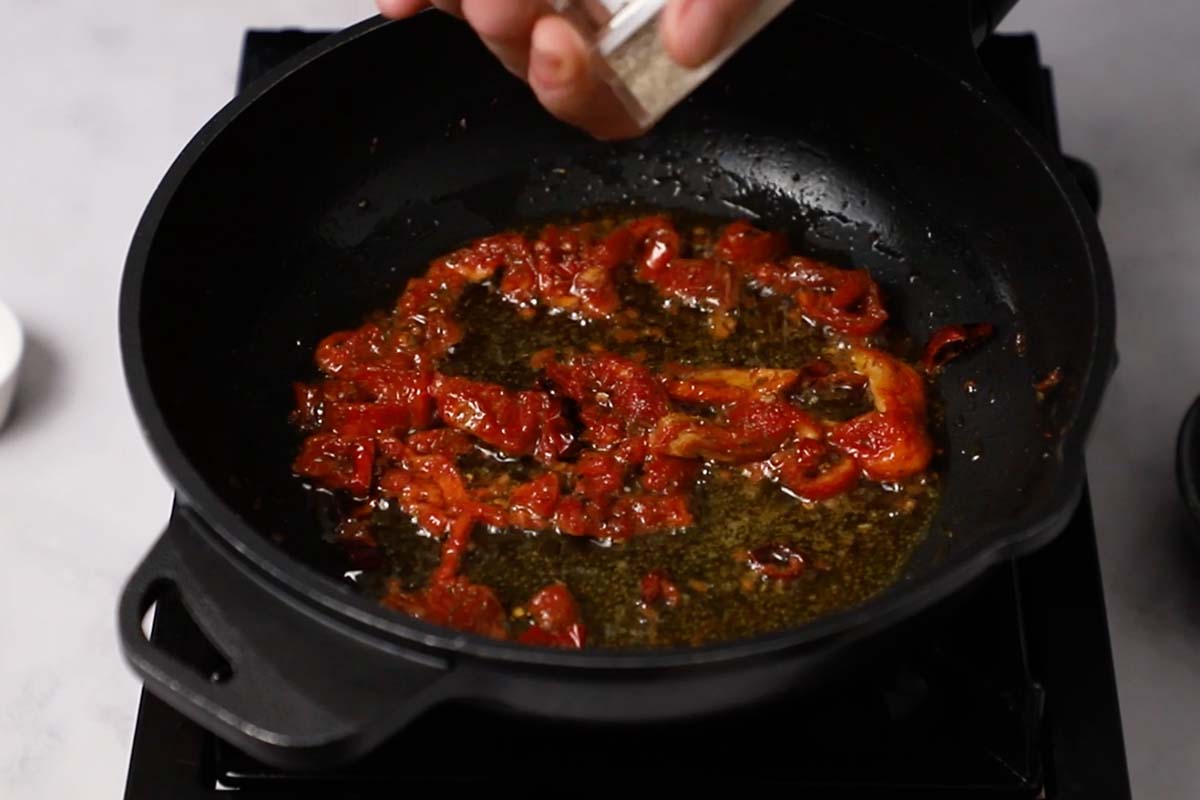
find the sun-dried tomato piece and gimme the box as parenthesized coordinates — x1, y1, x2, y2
(319, 402, 416, 438)
(293, 433, 376, 497)
(375, 443, 487, 537)
(377, 456, 460, 507)
(550, 489, 692, 540)
(517, 584, 586, 649)
(434, 232, 531, 283)
(639, 257, 740, 338)
(573, 451, 628, 501)
(665, 366, 800, 405)
(921, 323, 995, 372)
(604, 493, 693, 539)
(530, 392, 576, 464)
(433, 512, 478, 580)
(591, 225, 635, 270)
(543, 351, 669, 447)
(714, 220, 788, 265)
(492, 223, 629, 318)
(787, 259, 888, 336)
(314, 322, 409, 375)
(770, 439, 860, 500)
(740, 543, 806, 580)
(744, 258, 888, 336)
(403, 428, 475, 456)
(623, 215, 681, 280)
(497, 248, 538, 314)
(433, 375, 574, 462)
(393, 272, 469, 358)
(646, 258, 737, 310)
(640, 454, 701, 494)
(338, 364, 433, 417)
(649, 400, 820, 464)
(523, 224, 622, 319)
(826, 349, 931, 481)
(740, 261, 796, 295)
(551, 495, 606, 538)
(382, 573, 508, 640)
(613, 434, 649, 466)
(506, 473, 562, 530)
(640, 570, 681, 608)
(829, 411, 931, 482)
(293, 366, 434, 440)
(852, 348, 927, 419)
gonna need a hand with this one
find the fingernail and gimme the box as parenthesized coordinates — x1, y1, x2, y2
(671, 0, 727, 67)
(531, 43, 571, 88)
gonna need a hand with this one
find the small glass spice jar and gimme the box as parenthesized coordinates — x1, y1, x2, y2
(550, 0, 794, 130)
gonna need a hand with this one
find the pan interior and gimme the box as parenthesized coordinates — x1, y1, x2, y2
(133, 12, 1099, 645)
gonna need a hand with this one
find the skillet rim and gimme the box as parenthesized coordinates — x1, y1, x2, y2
(119, 12, 1115, 669)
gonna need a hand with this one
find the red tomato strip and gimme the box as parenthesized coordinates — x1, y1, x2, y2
(921, 323, 995, 372)
(517, 584, 587, 649)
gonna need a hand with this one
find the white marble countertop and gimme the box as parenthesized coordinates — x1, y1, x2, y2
(1, 1, 1197, 796)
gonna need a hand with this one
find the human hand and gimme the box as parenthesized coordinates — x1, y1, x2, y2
(375, 0, 761, 139)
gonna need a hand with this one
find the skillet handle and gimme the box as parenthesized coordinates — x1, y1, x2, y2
(118, 504, 452, 770)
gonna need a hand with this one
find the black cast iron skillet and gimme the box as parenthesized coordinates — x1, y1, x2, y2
(118, 0, 1115, 769)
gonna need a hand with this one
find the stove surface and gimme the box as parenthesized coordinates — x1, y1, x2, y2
(123, 27, 1129, 799)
